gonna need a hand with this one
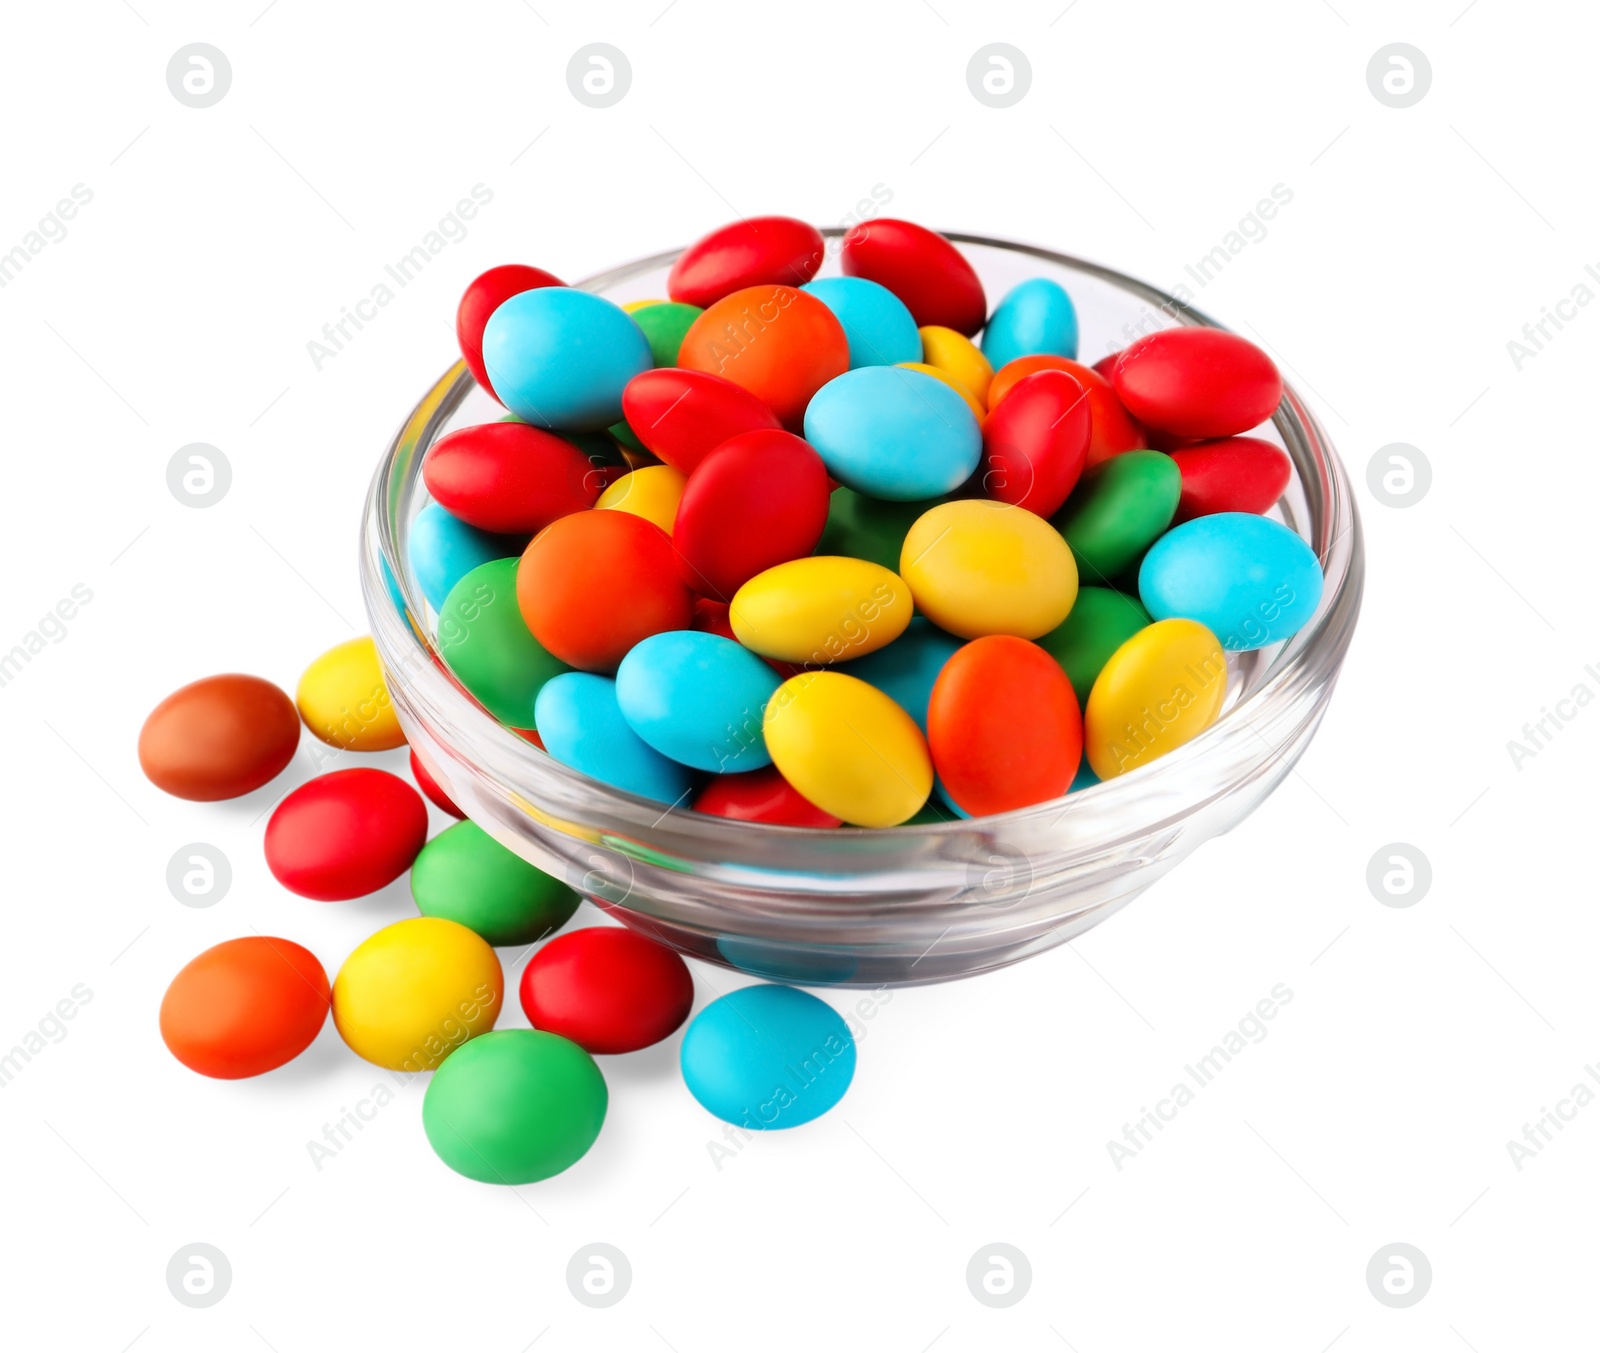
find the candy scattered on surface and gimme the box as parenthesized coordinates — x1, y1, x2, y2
(265, 768, 428, 901)
(139, 674, 299, 801)
(519, 926, 694, 1055)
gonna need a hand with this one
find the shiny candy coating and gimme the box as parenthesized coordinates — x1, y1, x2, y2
(456, 263, 563, 392)
(594, 463, 687, 535)
(616, 630, 780, 773)
(979, 368, 1091, 518)
(840, 219, 987, 335)
(667, 215, 825, 308)
(981, 277, 1079, 370)
(678, 284, 850, 430)
(264, 769, 428, 901)
(988, 355, 1145, 468)
(1169, 436, 1293, 522)
(1037, 587, 1152, 698)
(1139, 513, 1323, 651)
(409, 747, 464, 818)
(333, 917, 503, 1072)
(620, 367, 783, 475)
(839, 617, 961, 733)
(422, 421, 600, 535)
(1111, 328, 1282, 439)
(896, 362, 984, 419)
(438, 558, 570, 726)
(762, 671, 932, 827)
(680, 984, 856, 1129)
(815, 487, 947, 573)
(800, 276, 921, 368)
(411, 820, 579, 947)
(1084, 618, 1228, 779)
(139, 674, 299, 801)
(900, 500, 1078, 640)
(692, 766, 842, 827)
(803, 366, 982, 501)
(534, 671, 696, 804)
(422, 1030, 607, 1184)
(627, 300, 703, 366)
(519, 926, 694, 1054)
(918, 325, 993, 407)
(482, 287, 652, 431)
(516, 511, 693, 671)
(160, 937, 329, 1079)
(1053, 450, 1182, 585)
(408, 502, 520, 611)
(731, 556, 912, 665)
(928, 635, 1082, 815)
(296, 636, 405, 752)
(672, 428, 831, 598)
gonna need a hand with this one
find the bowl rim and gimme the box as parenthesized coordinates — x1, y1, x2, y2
(361, 229, 1364, 851)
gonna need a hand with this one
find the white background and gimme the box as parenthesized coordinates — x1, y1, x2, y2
(1, 1, 1594, 1348)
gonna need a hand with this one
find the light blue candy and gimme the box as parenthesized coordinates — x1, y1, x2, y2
(533, 672, 695, 804)
(1138, 512, 1324, 652)
(680, 985, 856, 1130)
(840, 617, 961, 733)
(615, 631, 780, 773)
(482, 287, 652, 432)
(408, 502, 518, 611)
(981, 278, 1079, 370)
(803, 366, 981, 501)
(800, 277, 921, 369)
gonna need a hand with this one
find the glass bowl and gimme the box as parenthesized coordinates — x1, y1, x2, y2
(360, 230, 1363, 988)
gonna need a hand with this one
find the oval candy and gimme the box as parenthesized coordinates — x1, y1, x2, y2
(668, 216, 825, 308)
(1138, 512, 1323, 651)
(456, 263, 563, 393)
(615, 630, 781, 772)
(1052, 450, 1182, 585)
(411, 820, 579, 947)
(981, 278, 1079, 371)
(534, 672, 696, 804)
(519, 926, 694, 1054)
(896, 363, 985, 419)
(731, 556, 913, 665)
(296, 636, 405, 752)
(988, 355, 1145, 467)
(408, 502, 521, 611)
(800, 276, 921, 368)
(139, 674, 299, 801)
(803, 366, 982, 501)
(438, 558, 570, 726)
(839, 617, 962, 733)
(840, 219, 986, 335)
(620, 367, 783, 474)
(628, 300, 704, 366)
(980, 368, 1091, 518)
(692, 766, 842, 827)
(1084, 618, 1228, 779)
(1037, 587, 1152, 698)
(1169, 436, 1293, 522)
(1112, 328, 1282, 439)
(265, 768, 429, 901)
(815, 487, 948, 573)
(422, 421, 600, 535)
(410, 747, 465, 818)
(594, 463, 687, 535)
(918, 325, 993, 407)
(900, 500, 1078, 640)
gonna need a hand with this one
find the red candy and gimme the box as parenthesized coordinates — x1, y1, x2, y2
(693, 766, 842, 827)
(621, 368, 782, 475)
(678, 285, 849, 430)
(1169, 437, 1293, 522)
(987, 355, 1145, 468)
(667, 215, 825, 309)
(516, 510, 693, 671)
(456, 264, 563, 393)
(929, 636, 1082, 816)
(980, 370, 1091, 518)
(673, 429, 831, 598)
(518, 926, 694, 1054)
(1111, 328, 1283, 439)
(841, 218, 987, 336)
(423, 422, 599, 534)
(409, 748, 464, 819)
(264, 769, 429, 901)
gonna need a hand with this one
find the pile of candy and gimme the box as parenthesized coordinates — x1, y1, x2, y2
(144, 215, 1324, 1184)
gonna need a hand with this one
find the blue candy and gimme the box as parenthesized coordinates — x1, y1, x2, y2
(800, 277, 921, 369)
(1138, 512, 1324, 652)
(408, 502, 519, 611)
(840, 617, 961, 733)
(803, 366, 981, 501)
(680, 984, 856, 1130)
(981, 278, 1079, 369)
(533, 672, 695, 804)
(615, 631, 780, 773)
(482, 287, 652, 432)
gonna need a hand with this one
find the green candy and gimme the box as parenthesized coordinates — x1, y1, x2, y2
(422, 1030, 607, 1184)
(630, 301, 703, 367)
(437, 558, 568, 728)
(411, 820, 579, 947)
(816, 487, 948, 572)
(1038, 587, 1152, 698)
(607, 418, 646, 453)
(1053, 451, 1181, 585)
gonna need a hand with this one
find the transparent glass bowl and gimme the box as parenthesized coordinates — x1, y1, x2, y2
(361, 231, 1363, 987)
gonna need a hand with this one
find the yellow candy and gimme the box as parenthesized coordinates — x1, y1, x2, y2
(918, 325, 993, 409)
(1085, 618, 1228, 779)
(622, 298, 668, 314)
(332, 917, 503, 1072)
(896, 362, 985, 420)
(594, 464, 687, 535)
(731, 556, 912, 664)
(296, 635, 405, 751)
(763, 671, 932, 827)
(900, 500, 1077, 640)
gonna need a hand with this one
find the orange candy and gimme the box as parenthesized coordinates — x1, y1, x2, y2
(928, 635, 1082, 815)
(988, 355, 1145, 467)
(677, 284, 849, 430)
(160, 937, 331, 1079)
